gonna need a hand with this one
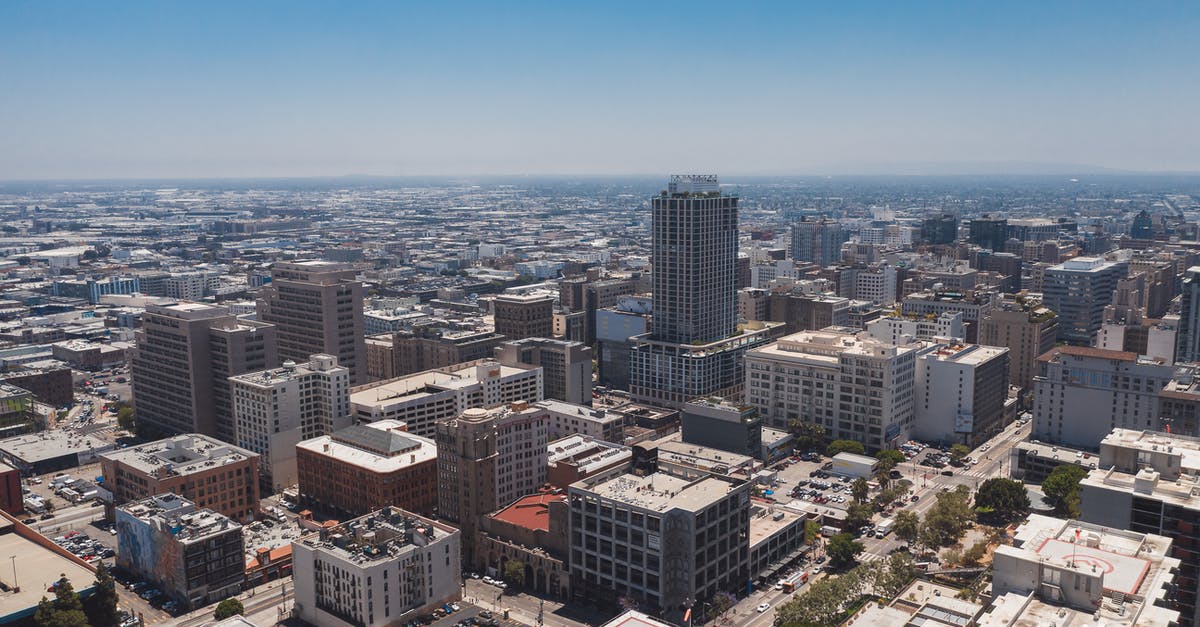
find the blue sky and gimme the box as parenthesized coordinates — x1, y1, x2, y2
(1, 1, 1197, 179)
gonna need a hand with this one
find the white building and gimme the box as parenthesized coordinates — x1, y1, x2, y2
(853, 265, 898, 306)
(982, 513, 1179, 627)
(864, 311, 965, 344)
(536, 398, 628, 443)
(350, 360, 543, 438)
(230, 354, 351, 491)
(292, 507, 461, 627)
(745, 329, 917, 451)
(1032, 346, 1174, 450)
(913, 342, 1010, 448)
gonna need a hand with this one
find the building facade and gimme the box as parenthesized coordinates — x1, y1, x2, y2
(913, 343, 1010, 448)
(495, 338, 593, 406)
(493, 294, 554, 341)
(1042, 257, 1128, 346)
(791, 217, 847, 267)
(977, 296, 1058, 390)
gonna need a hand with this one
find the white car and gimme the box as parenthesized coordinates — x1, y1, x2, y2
(757, 603, 771, 613)
(482, 576, 495, 585)
(773, 581, 784, 591)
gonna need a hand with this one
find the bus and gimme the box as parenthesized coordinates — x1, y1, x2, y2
(781, 570, 809, 593)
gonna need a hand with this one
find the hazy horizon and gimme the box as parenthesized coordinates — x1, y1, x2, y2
(3, 1, 1198, 180)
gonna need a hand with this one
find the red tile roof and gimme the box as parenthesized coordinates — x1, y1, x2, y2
(1037, 345, 1138, 363)
(490, 493, 565, 532)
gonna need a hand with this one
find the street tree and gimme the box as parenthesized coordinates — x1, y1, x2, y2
(893, 510, 921, 547)
(949, 443, 971, 464)
(503, 559, 526, 587)
(826, 533, 864, 569)
(875, 449, 905, 472)
(826, 439, 865, 457)
(788, 419, 828, 454)
(845, 502, 874, 530)
(83, 563, 119, 627)
(34, 575, 88, 627)
(974, 478, 1030, 521)
(1042, 465, 1087, 517)
(214, 598, 244, 620)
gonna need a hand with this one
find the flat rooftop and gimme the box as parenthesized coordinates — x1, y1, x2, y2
(601, 610, 675, 627)
(748, 505, 802, 549)
(119, 493, 241, 542)
(0, 526, 96, 623)
(0, 430, 115, 464)
(548, 435, 631, 473)
(919, 342, 1007, 366)
(581, 472, 738, 513)
(100, 434, 256, 476)
(297, 507, 456, 565)
(351, 361, 536, 407)
(755, 329, 917, 365)
(297, 421, 436, 473)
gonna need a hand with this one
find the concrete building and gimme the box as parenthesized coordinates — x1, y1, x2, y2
(0, 429, 116, 475)
(977, 296, 1059, 390)
(982, 513, 1179, 627)
(0, 513, 99, 623)
(258, 261, 367, 384)
(116, 493, 245, 610)
(1032, 346, 1175, 449)
(596, 297, 651, 391)
(737, 288, 770, 323)
(393, 328, 507, 376)
(1078, 428, 1200, 626)
(364, 334, 396, 382)
(292, 507, 461, 627)
(629, 176, 778, 408)
(479, 488, 571, 598)
(745, 329, 918, 451)
(131, 302, 278, 441)
(766, 292, 850, 334)
(537, 399, 628, 444)
(853, 265, 898, 306)
(547, 435, 633, 489)
(1042, 257, 1128, 346)
(435, 403, 549, 566)
(568, 470, 750, 619)
(0, 367, 73, 408)
(901, 290, 997, 343)
(350, 360, 543, 438)
(295, 420, 438, 518)
(229, 354, 351, 491)
(0, 461, 19, 514)
(791, 217, 846, 267)
(680, 397, 763, 458)
(493, 293, 554, 341)
(865, 311, 965, 344)
(99, 434, 260, 523)
(0, 384, 33, 439)
(913, 342, 1010, 448)
(495, 337, 593, 406)
(1157, 367, 1200, 438)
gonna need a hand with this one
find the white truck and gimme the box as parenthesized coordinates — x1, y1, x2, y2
(874, 519, 895, 539)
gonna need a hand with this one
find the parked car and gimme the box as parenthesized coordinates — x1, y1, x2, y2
(756, 603, 771, 613)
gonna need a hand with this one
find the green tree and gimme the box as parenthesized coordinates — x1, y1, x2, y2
(33, 575, 89, 627)
(214, 598, 245, 620)
(851, 477, 869, 503)
(826, 439, 865, 457)
(1043, 465, 1087, 517)
(875, 449, 905, 472)
(949, 443, 971, 464)
(116, 407, 135, 431)
(893, 510, 921, 547)
(83, 563, 119, 627)
(788, 419, 827, 453)
(921, 486, 975, 548)
(826, 533, 864, 569)
(804, 519, 822, 545)
(962, 541, 988, 567)
(845, 502, 874, 530)
(503, 559, 526, 587)
(974, 478, 1030, 521)
(709, 591, 737, 621)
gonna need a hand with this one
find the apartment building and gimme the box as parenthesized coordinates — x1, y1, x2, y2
(913, 343, 1010, 448)
(116, 494, 245, 610)
(229, 354, 351, 491)
(1078, 428, 1200, 626)
(99, 434, 260, 523)
(493, 293, 554, 340)
(351, 360, 542, 438)
(495, 337, 593, 405)
(864, 311, 965, 344)
(131, 302, 278, 440)
(296, 420, 438, 518)
(292, 507, 461, 627)
(435, 403, 549, 565)
(1033, 346, 1175, 449)
(745, 329, 917, 451)
(568, 471, 750, 620)
(977, 296, 1059, 390)
(258, 261, 367, 384)
(393, 328, 507, 376)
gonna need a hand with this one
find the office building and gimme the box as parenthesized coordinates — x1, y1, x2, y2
(865, 311, 965, 344)
(131, 302, 278, 441)
(435, 403, 549, 565)
(495, 338, 593, 405)
(913, 343, 1010, 448)
(0, 384, 33, 439)
(258, 261, 367, 384)
(351, 360, 542, 438)
(547, 435, 633, 489)
(99, 434, 260, 523)
(968, 216, 1009, 251)
(1078, 428, 1200, 626)
(853, 264, 898, 306)
(982, 513, 1179, 627)
(393, 328, 508, 376)
(1131, 209, 1155, 239)
(292, 507, 461, 627)
(629, 176, 778, 407)
(1042, 257, 1127, 346)
(922, 214, 958, 245)
(791, 217, 846, 267)
(493, 293, 554, 340)
(901, 290, 997, 343)
(229, 354, 351, 491)
(596, 297, 651, 391)
(1177, 267, 1200, 364)
(538, 399, 628, 443)
(115, 494, 245, 610)
(745, 329, 917, 451)
(1156, 367, 1200, 439)
(1033, 346, 1175, 449)
(296, 420, 438, 519)
(365, 334, 397, 382)
(737, 288, 770, 323)
(0, 460, 19, 514)
(767, 292, 850, 334)
(680, 397, 763, 458)
(977, 296, 1059, 390)
(568, 471, 750, 619)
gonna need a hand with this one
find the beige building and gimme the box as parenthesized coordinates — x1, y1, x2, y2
(131, 302, 278, 440)
(258, 261, 367, 384)
(435, 403, 549, 566)
(495, 337, 593, 405)
(977, 295, 1058, 390)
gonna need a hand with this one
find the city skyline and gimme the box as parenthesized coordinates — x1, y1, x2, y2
(2, 1, 1198, 180)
